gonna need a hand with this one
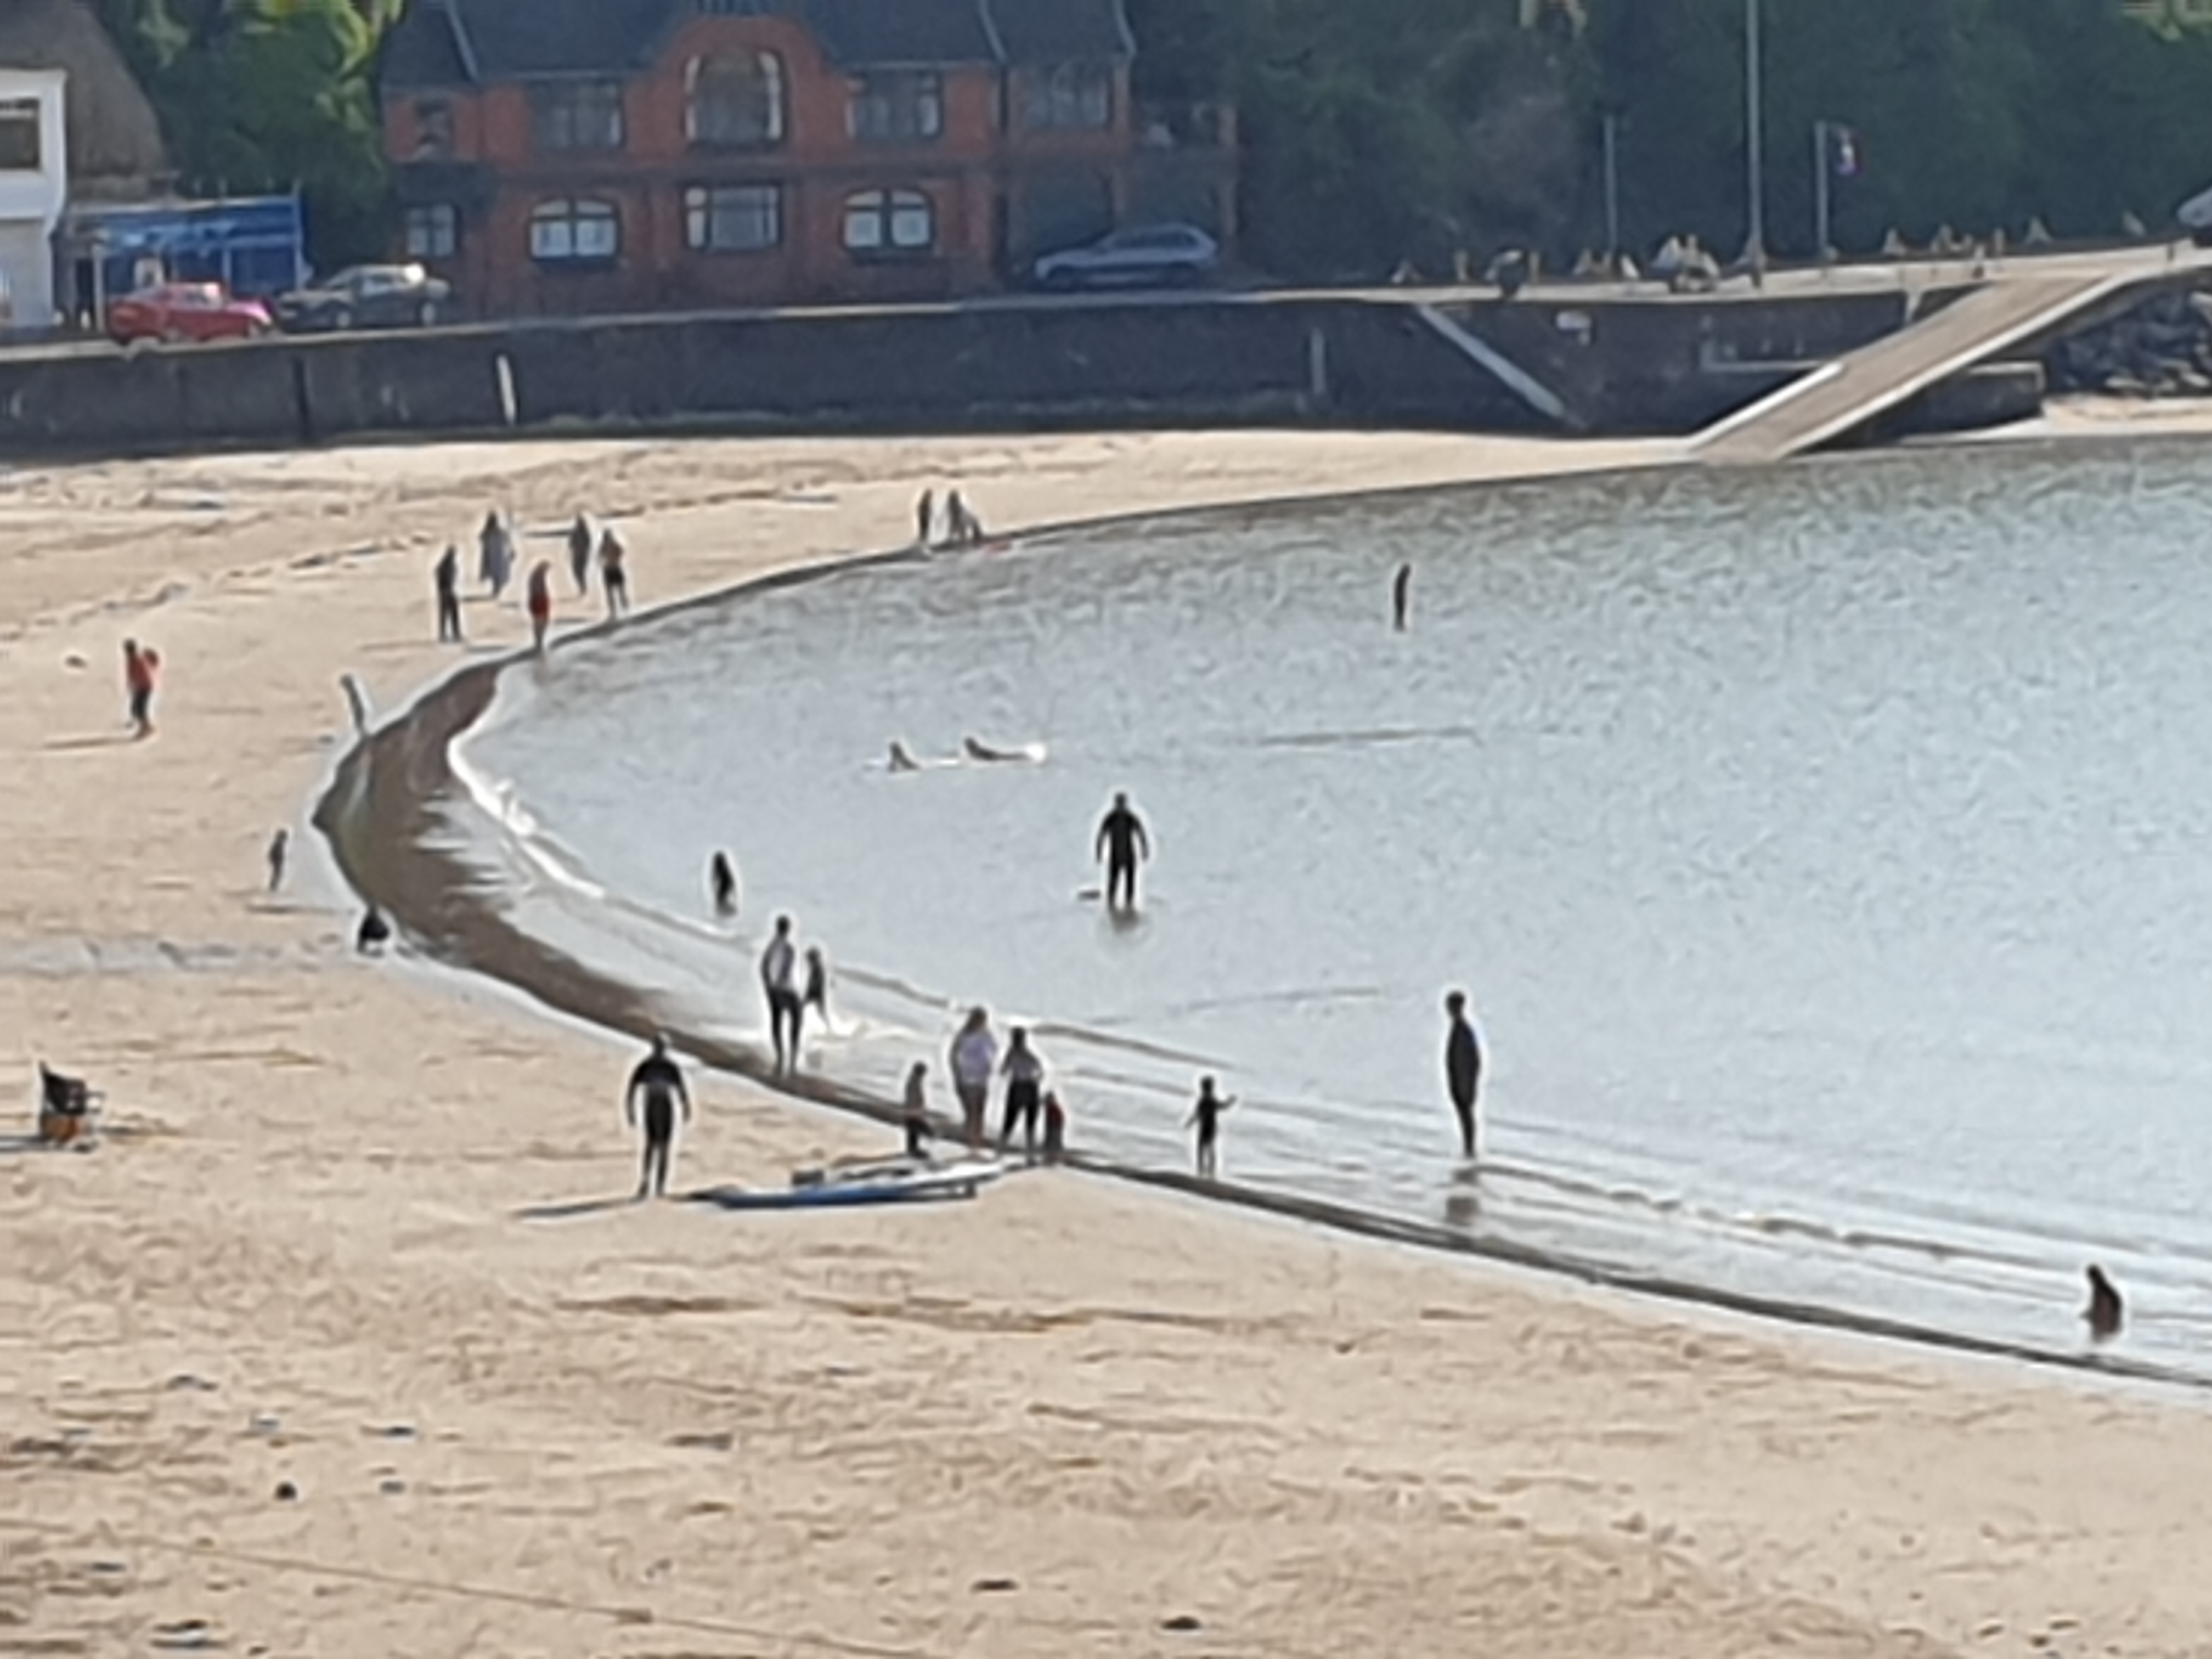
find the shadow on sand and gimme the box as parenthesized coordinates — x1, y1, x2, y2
(515, 1193, 639, 1221)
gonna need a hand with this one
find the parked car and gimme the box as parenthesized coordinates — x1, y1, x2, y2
(2179, 183, 2212, 247)
(1032, 223, 1221, 290)
(105, 282, 273, 346)
(273, 263, 453, 332)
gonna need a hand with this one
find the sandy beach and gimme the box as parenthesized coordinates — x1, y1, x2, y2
(5, 419, 2212, 1658)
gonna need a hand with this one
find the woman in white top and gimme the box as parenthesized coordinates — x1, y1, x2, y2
(998, 1026, 1046, 1157)
(949, 1007, 997, 1150)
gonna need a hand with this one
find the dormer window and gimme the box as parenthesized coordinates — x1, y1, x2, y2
(0, 98, 42, 172)
(687, 52, 786, 148)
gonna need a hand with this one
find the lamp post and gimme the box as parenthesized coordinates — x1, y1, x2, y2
(1601, 109, 1622, 269)
(1812, 119, 1833, 262)
(1743, 0, 1767, 281)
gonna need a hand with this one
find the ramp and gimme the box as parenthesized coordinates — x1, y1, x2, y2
(1693, 271, 2124, 466)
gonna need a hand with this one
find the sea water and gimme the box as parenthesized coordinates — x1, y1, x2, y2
(460, 438, 2212, 1375)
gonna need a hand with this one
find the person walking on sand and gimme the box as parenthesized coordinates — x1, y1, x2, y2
(760, 914, 802, 1075)
(916, 488, 935, 549)
(526, 561, 554, 653)
(122, 638, 161, 739)
(949, 1006, 997, 1150)
(902, 1060, 933, 1158)
(625, 1034, 692, 1200)
(435, 544, 464, 643)
(567, 514, 594, 597)
(478, 510, 513, 598)
(709, 851, 739, 919)
(1094, 791, 1153, 913)
(266, 828, 289, 894)
(998, 1025, 1046, 1158)
(1443, 989, 1483, 1161)
(598, 528, 629, 620)
(1186, 1075, 1234, 1180)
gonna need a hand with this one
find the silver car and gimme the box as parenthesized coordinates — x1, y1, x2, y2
(1032, 223, 1221, 290)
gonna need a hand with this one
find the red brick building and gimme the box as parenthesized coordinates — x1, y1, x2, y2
(380, 0, 1236, 316)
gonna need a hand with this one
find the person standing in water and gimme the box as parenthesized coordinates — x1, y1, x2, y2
(1041, 1090, 1068, 1163)
(709, 851, 739, 918)
(998, 1026, 1045, 1158)
(915, 489, 935, 549)
(567, 514, 594, 597)
(902, 1060, 932, 1157)
(1443, 990, 1483, 1161)
(1392, 562, 1412, 631)
(624, 1034, 692, 1200)
(1093, 791, 1153, 912)
(760, 914, 802, 1075)
(122, 639, 161, 739)
(800, 945, 831, 1045)
(1186, 1075, 1234, 1180)
(949, 1006, 997, 1150)
(526, 561, 554, 653)
(598, 529, 629, 619)
(435, 544, 464, 643)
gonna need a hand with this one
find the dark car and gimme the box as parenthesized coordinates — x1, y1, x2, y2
(1031, 223, 1221, 291)
(273, 263, 453, 332)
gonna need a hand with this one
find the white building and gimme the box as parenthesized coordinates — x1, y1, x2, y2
(0, 68, 66, 330)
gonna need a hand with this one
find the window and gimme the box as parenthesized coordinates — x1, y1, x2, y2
(404, 204, 459, 259)
(686, 52, 785, 148)
(530, 81, 624, 152)
(1021, 64, 1111, 131)
(843, 188, 934, 255)
(413, 99, 454, 159)
(0, 99, 41, 172)
(529, 199, 619, 262)
(684, 184, 782, 252)
(848, 72, 943, 143)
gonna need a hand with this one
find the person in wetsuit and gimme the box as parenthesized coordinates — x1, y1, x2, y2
(1443, 989, 1483, 1161)
(1186, 1075, 1234, 1180)
(1393, 562, 1412, 631)
(761, 915, 801, 1075)
(998, 1026, 1045, 1158)
(709, 851, 739, 918)
(625, 1034, 692, 1200)
(435, 544, 464, 643)
(1093, 791, 1153, 913)
(567, 514, 594, 596)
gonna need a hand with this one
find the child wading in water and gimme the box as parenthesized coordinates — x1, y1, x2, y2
(1186, 1075, 1234, 1179)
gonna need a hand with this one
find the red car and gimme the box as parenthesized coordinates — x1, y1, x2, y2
(105, 281, 274, 346)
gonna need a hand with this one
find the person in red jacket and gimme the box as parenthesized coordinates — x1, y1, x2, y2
(526, 561, 553, 653)
(123, 639, 161, 738)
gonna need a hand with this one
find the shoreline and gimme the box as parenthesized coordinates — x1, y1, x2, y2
(324, 465, 2210, 1396)
(9, 422, 2212, 1656)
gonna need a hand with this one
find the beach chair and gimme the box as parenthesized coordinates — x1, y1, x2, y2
(37, 1062, 100, 1147)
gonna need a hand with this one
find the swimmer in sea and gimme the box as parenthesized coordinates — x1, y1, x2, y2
(1093, 791, 1152, 913)
(709, 851, 739, 918)
(624, 1034, 692, 1200)
(888, 739, 922, 773)
(1443, 990, 1483, 1160)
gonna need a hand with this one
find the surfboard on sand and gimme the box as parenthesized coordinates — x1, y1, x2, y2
(689, 1154, 1004, 1211)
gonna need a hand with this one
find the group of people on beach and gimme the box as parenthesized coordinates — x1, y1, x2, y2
(916, 488, 986, 549)
(433, 509, 634, 650)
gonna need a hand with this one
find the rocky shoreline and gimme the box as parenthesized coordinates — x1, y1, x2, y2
(2048, 284, 2212, 398)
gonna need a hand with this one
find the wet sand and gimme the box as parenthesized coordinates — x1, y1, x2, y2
(5, 425, 2211, 1657)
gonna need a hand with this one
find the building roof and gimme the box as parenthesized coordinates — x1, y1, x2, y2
(381, 0, 1131, 87)
(0, 0, 169, 194)
(983, 0, 1133, 64)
